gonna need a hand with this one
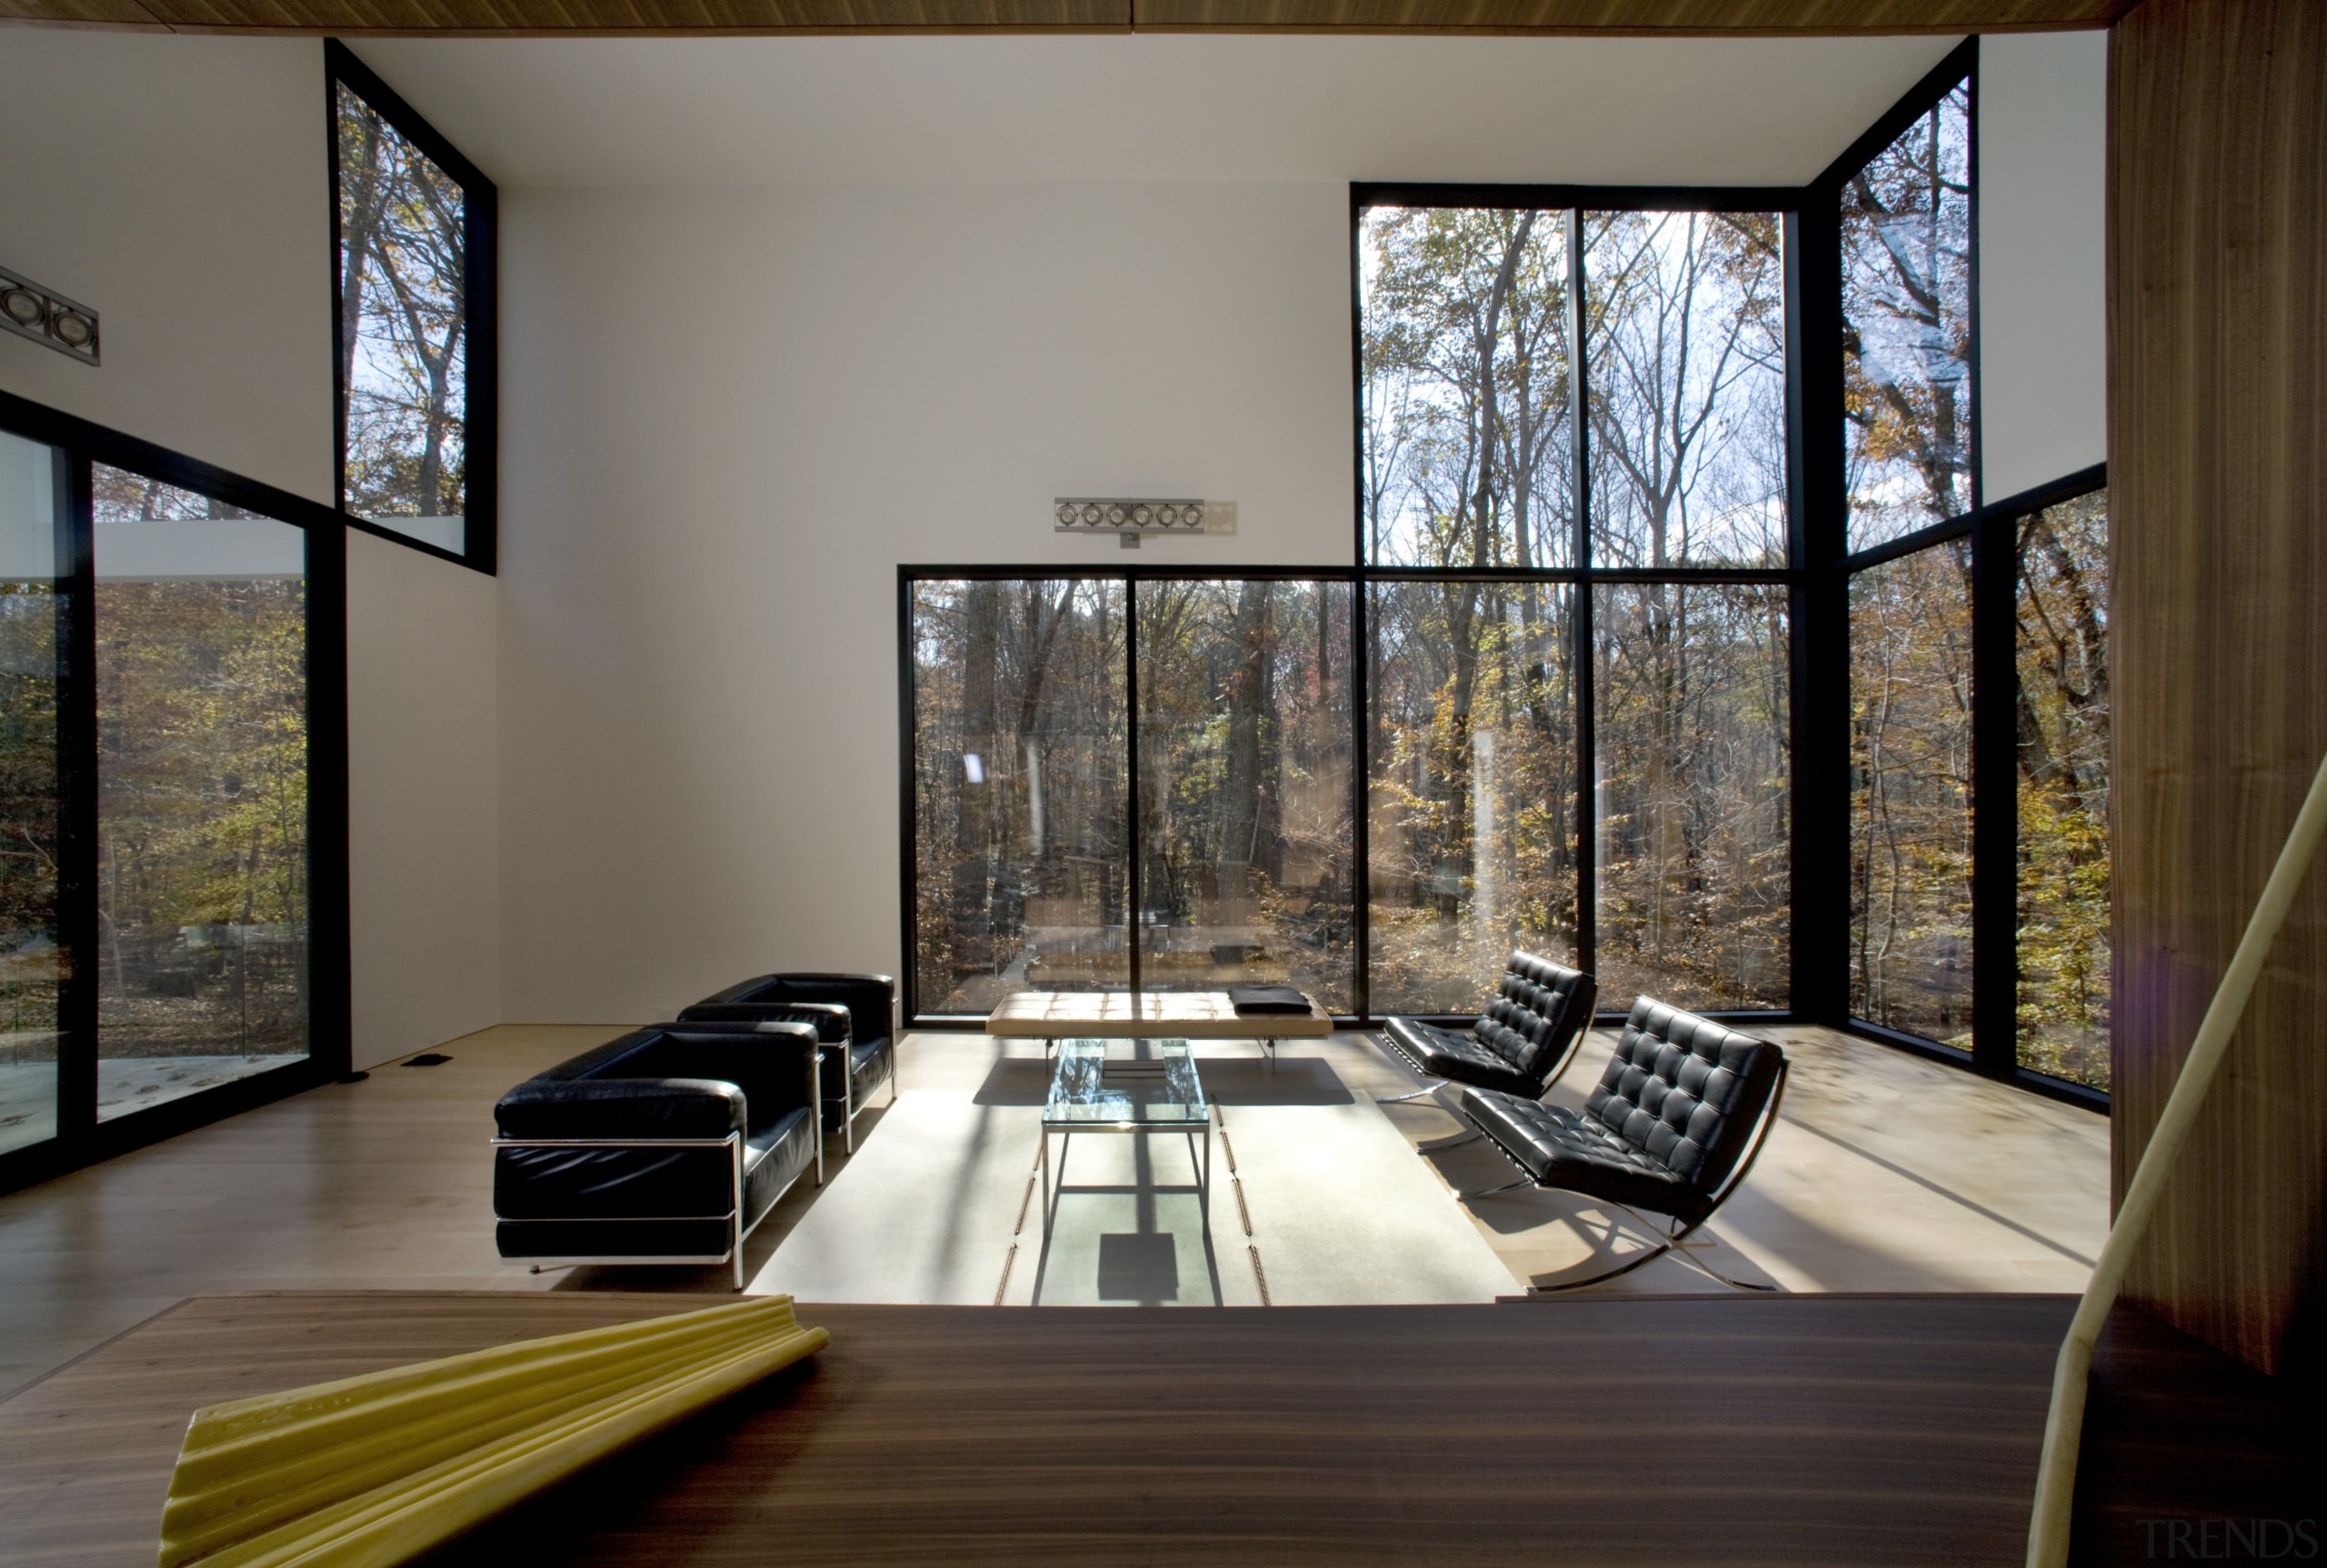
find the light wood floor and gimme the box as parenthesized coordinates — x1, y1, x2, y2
(0, 1022, 2109, 1397)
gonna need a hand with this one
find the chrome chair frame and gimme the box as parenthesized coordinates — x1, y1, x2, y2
(1457, 1057, 1792, 1294)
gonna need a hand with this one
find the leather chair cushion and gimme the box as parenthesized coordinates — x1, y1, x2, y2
(494, 1076, 743, 1142)
(1383, 1016, 1541, 1097)
(1473, 952, 1596, 1080)
(1584, 998, 1783, 1195)
(1459, 1087, 1713, 1223)
(494, 1102, 812, 1224)
(684, 973, 895, 1045)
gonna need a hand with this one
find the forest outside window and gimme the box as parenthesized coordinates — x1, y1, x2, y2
(1357, 193, 1795, 1018)
(907, 574, 1352, 1020)
(0, 390, 350, 1196)
(329, 42, 497, 568)
(1842, 70, 1975, 551)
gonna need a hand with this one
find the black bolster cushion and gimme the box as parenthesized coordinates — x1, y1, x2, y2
(494, 1076, 745, 1142)
(686, 973, 894, 1044)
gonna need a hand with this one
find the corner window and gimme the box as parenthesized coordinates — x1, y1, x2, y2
(329, 41, 496, 569)
(1842, 73, 1974, 550)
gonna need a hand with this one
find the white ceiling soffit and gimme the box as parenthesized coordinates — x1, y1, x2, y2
(349, 34, 1964, 190)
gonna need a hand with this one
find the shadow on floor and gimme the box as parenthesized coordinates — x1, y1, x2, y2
(551, 1100, 897, 1295)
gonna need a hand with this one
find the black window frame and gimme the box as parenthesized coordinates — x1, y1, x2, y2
(892, 40, 2104, 1113)
(0, 388, 353, 1198)
(326, 38, 498, 575)
(1352, 184, 1806, 1035)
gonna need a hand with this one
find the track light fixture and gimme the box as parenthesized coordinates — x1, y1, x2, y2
(0, 264, 100, 366)
(1054, 497, 1207, 548)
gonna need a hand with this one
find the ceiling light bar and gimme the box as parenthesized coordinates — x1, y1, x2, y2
(0, 264, 100, 366)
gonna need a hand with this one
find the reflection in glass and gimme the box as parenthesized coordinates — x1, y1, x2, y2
(1850, 540, 1974, 1046)
(1584, 210, 1787, 569)
(1843, 79, 1974, 551)
(337, 83, 469, 554)
(1593, 584, 1790, 1009)
(1368, 581, 1578, 1014)
(912, 580, 1128, 1013)
(94, 465, 310, 1119)
(1135, 581, 1353, 1012)
(0, 433, 61, 1156)
(2015, 489, 2110, 1089)
(1359, 206, 1574, 569)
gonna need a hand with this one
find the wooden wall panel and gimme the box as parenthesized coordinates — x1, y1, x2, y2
(0, 0, 2132, 31)
(0, 0, 1128, 26)
(2111, 0, 2327, 1378)
(1138, 0, 2125, 32)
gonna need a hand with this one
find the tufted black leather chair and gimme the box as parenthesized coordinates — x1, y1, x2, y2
(678, 973, 897, 1154)
(493, 1022, 824, 1291)
(1453, 995, 1789, 1292)
(1378, 952, 1598, 1104)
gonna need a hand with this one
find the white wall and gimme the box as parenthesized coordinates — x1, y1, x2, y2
(347, 532, 502, 1067)
(0, 31, 501, 1062)
(497, 182, 1353, 1022)
(1978, 31, 2109, 502)
(0, 33, 332, 504)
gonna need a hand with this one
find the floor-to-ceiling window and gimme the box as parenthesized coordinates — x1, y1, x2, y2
(1359, 195, 1795, 1021)
(91, 467, 313, 1118)
(0, 430, 62, 1159)
(0, 396, 349, 1193)
(906, 571, 1353, 1019)
(899, 41, 2107, 1106)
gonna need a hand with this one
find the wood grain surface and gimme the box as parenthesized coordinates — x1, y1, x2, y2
(2108, 0, 2327, 1378)
(0, 1290, 2086, 1567)
(0, 0, 2135, 33)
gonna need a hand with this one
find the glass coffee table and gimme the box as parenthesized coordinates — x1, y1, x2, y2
(1039, 1037, 1211, 1241)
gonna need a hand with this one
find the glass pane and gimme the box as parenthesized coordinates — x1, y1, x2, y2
(1584, 210, 1787, 569)
(1850, 539, 1974, 1047)
(912, 579, 1128, 1014)
(1367, 581, 1579, 1014)
(1359, 206, 1574, 569)
(337, 83, 468, 554)
(94, 465, 310, 1119)
(0, 432, 62, 1156)
(1593, 583, 1790, 1009)
(1134, 581, 1353, 1013)
(1843, 79, 1974, 550)
(2015, 489, 2110, 1089)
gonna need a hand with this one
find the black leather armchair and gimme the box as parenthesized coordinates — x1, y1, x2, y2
(679, 972, 896, 1154)
(493, 1022, 824, 1291)
(1379, 952, 1597, 1104)
(1454, 995, 1788, 1293)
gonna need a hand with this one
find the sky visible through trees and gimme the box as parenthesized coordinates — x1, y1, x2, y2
(1844, 84, 1974, 550)
(338, 85, 468, 528)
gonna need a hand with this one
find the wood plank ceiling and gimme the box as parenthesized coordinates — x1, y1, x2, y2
(0, 0, 2138, 35)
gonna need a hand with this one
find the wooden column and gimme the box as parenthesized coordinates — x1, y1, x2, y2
(2110, 0, 2327, 1377)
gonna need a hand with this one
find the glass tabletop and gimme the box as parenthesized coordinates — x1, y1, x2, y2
(1043, 1038, 1208, 1129)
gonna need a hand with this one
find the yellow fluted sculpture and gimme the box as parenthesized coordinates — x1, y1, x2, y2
(158, 1294, 828, 1568)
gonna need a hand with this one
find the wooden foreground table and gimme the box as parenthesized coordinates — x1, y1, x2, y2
(0, 1290, 2082, 1567)
(984, 989, 1332, 1057)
